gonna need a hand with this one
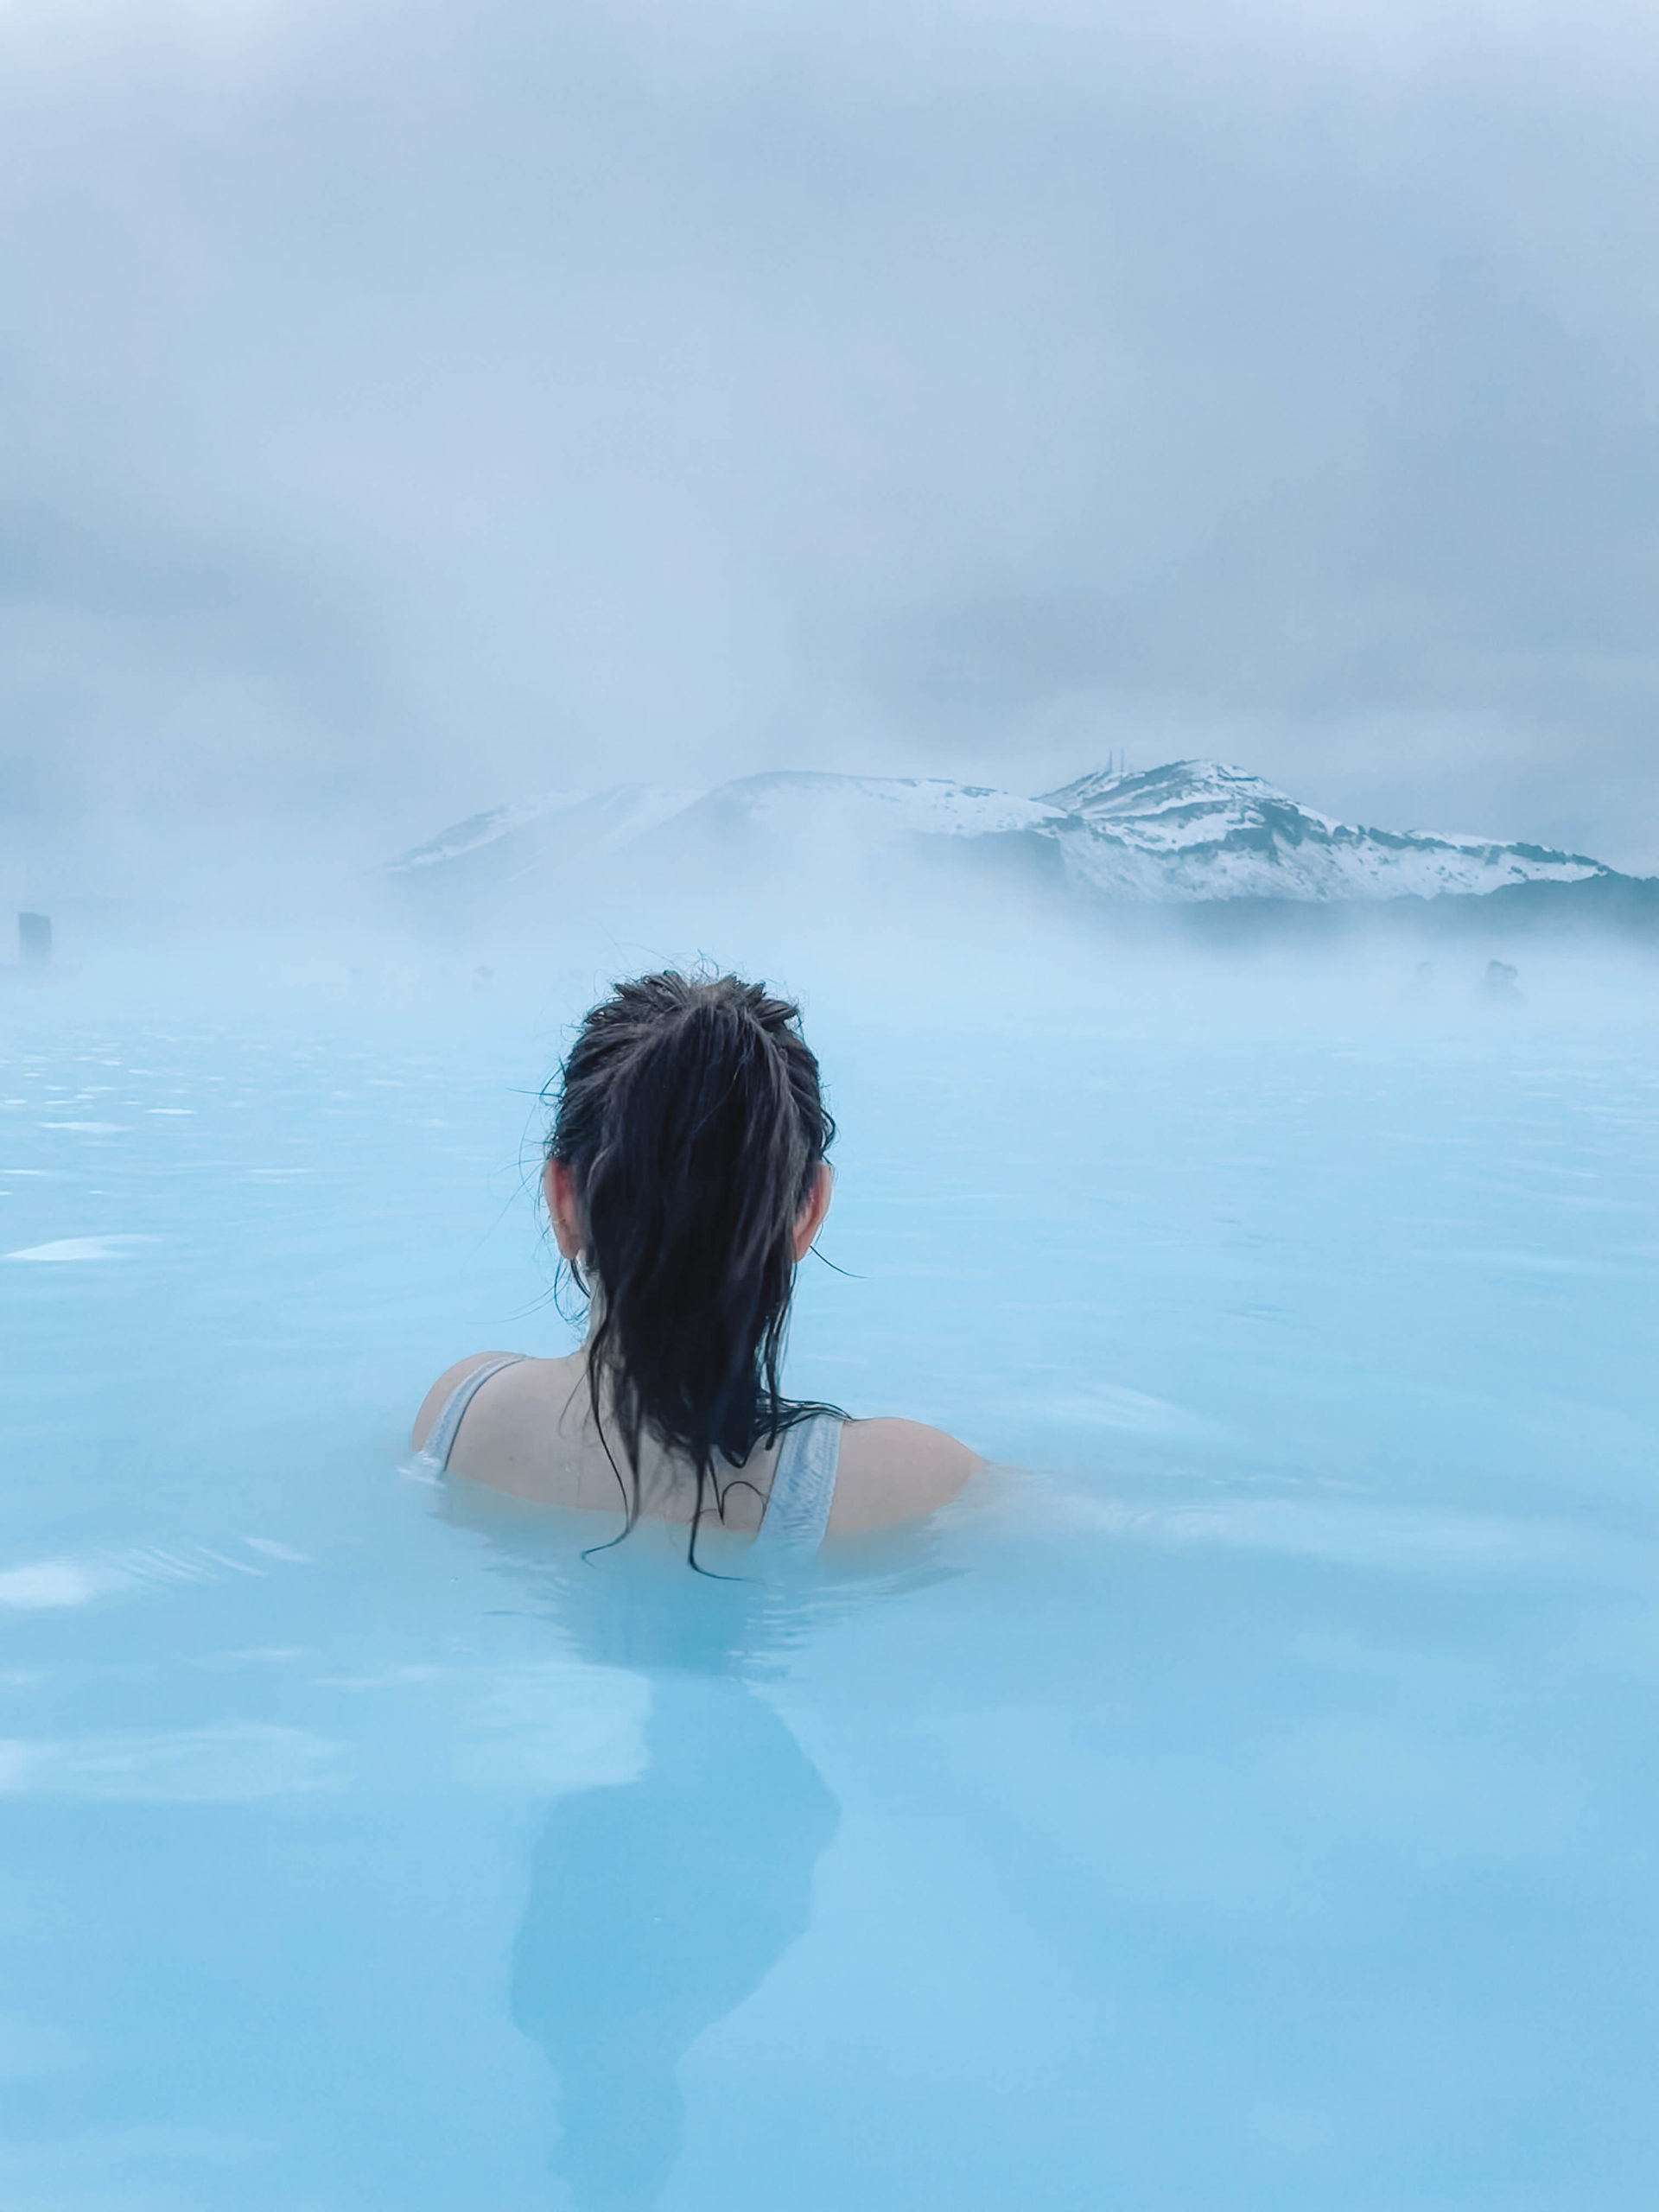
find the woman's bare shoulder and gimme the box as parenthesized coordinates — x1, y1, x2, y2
(826, 1417, 981, 1535)
(410, 1353, 521, 1452)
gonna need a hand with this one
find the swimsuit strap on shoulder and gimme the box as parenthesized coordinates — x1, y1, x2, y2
(422, 1354, 527, 1471)
(753, 1412, 844, 1555)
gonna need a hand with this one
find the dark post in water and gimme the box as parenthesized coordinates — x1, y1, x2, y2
(18, 912, 52, 966)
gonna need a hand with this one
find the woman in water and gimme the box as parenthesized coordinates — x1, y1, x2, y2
(412, 969, 976, 1559)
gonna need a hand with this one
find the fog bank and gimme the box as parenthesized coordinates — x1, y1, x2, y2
(4, 0, 1659, 893)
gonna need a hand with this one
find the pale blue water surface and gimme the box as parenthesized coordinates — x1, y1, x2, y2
(2, 984, 1656, 2209)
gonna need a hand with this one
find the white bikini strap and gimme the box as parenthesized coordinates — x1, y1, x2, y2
(753, 1413, 843, 1554)
(421, 1354, 526, 1471)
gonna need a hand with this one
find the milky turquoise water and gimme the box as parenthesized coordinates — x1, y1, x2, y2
(2, 988, 1656, 2209)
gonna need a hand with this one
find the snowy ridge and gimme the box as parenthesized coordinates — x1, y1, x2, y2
(390, 760, 1615, 905)
(387, 784, 699, 874)
(689, 771, 1066, 839)
(1039, 761, 1609, 902)
(525, 785, 703, 861)
(391, 791, 579, 870)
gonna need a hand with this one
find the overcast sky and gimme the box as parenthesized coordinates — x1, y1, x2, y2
(3, 0, 1656, 889)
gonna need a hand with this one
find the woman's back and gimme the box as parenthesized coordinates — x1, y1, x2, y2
(411, 1350, 974, 1540)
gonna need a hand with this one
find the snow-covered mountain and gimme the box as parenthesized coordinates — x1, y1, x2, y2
(685, 770, 1065, 840)
(1039, 761, 1610, 902)
(391, 790, 582, 870)
(386, 783, 701, 886)
(387, 760, 1614, 905)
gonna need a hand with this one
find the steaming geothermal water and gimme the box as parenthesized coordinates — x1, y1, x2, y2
(1, 987, 1655, 2210)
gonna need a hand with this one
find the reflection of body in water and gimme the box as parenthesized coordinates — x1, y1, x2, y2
(512, 1666, 838, 2209)
(441, 1484, 855, 2212)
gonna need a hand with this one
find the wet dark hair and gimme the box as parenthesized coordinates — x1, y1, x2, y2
(548, 970, 836, 1560)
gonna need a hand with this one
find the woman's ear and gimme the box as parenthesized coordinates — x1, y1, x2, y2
(543, 1157, 585, 1262)
(792, 1160, 834, 1261)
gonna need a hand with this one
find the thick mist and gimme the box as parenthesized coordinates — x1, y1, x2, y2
(5, 0, 1659, 909)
